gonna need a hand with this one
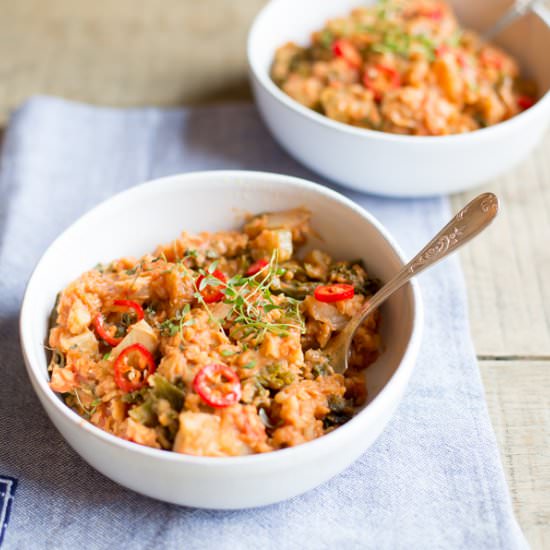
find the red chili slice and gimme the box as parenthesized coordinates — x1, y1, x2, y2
(93, 312, 122, 346)
(332, 39, 363, 68)
(92, 300, 145, 346)
(196, 269, 227, 303)
(114, 343, 156, 393)
(314, 283, 355, 303)
(192, 364, 241, 408)
(363, 64, 401, 101)
(517, 95, 535, 110)
(112, 299, 144, 320)
(246, 258, 269, 277)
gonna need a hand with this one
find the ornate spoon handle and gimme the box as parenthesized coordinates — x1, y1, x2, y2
(326, 193, 499, 373)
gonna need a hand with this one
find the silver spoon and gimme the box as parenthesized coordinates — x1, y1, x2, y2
(325, 192, 499, 374)
(483, 0, 541, 40)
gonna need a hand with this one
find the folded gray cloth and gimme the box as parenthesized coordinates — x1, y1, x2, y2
(0, 97, 526, 549)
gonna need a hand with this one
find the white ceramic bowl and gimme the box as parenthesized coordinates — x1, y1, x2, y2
(248, 0, 550, 197)
(20, 171, 422, 509)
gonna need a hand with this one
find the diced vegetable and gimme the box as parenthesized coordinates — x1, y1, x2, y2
(272, 280, 319, 300)
(303, 295, 349, 330)
(127, 374, 185, 432)
(59, 330, 99, 355)
(149, 373, 184, 411)
(49, 293, 61, 330)
(328, 261, 379, 295)
(323, 394, 353, 429)
(303, 250, 331, 280)
(257, 363, 295, 390)
(129, 399, 156, 426)
(111, 319, 158, 359)
(253, 229, 293, 262)
(245, 208, 311, 245)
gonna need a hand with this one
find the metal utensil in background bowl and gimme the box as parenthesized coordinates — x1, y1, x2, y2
(247, 0, 550, 197)
(20, 171, 422, 509)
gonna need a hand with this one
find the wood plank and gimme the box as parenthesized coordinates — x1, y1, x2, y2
(0, 0, 262, 124)
(480, 360, 550, 550)
(452, 129, 550, 357)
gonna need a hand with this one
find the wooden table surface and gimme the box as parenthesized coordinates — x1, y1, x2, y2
(1, 1, 548, 547)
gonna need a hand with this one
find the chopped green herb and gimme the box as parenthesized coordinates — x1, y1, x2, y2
(257, 363, 294, 390)
(159, 304, 193, 336)
(320, 29, 334, 48)
(207, 260, 219, 274)
(447, 29, 463, 48)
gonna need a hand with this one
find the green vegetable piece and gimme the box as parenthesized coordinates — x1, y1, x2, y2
(272, 280, 318, 300)
(257, 363, 295, 390)
(320, 29, 334, 48)
(150, 374, 184, 411)
(129, 400, 156, 427)
(323, 395, 353, 429)
(48, 293, 61, 330)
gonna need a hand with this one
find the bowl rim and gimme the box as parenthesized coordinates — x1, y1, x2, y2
(247, 0, 550, 144)
(20, 169, 423, 467)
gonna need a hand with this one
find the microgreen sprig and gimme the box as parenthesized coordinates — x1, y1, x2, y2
(220, 251, 305, 344)
(159, 303, 195, 336)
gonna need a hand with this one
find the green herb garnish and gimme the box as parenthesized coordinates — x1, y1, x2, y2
(159, 303, 194, 336)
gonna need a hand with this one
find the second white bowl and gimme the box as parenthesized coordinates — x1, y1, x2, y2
(248, 0, 550, 197)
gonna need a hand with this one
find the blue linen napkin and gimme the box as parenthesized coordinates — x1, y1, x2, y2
(0, 96, 526, 549)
